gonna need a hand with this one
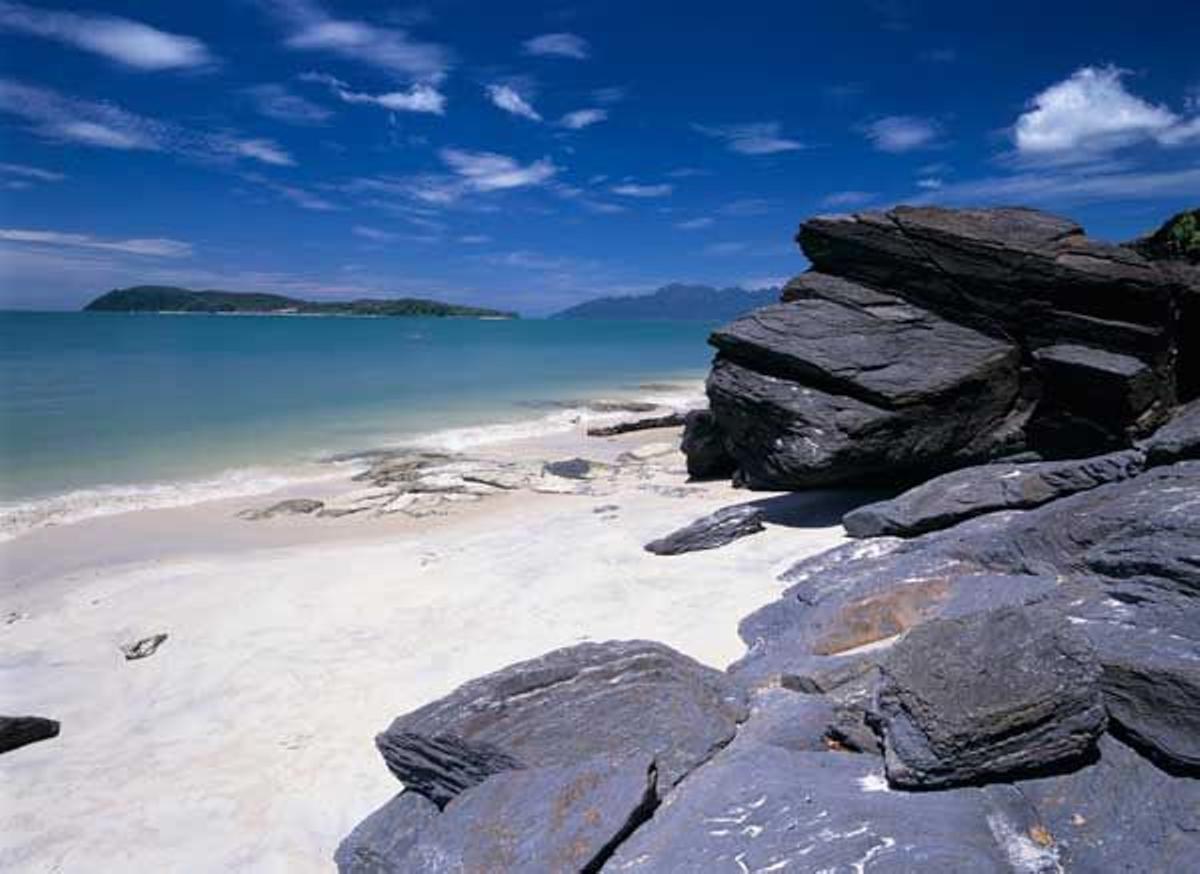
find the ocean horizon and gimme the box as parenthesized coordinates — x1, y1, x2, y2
(0, 310, 712, 537)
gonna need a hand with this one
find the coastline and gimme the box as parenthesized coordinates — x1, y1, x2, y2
(0, 408, 863, 871)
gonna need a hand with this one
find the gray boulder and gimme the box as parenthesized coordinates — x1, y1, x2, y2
(374, 640, 747, 807)
(0, 715, 60, 755)
(842, 449, 1144, 538)
(334, 792, 439, 874)
(1143, 397, 1200, 465)
(644, 504, 765, 555)
(679, 409, 734, 479)
(875, 606, 1106, 788)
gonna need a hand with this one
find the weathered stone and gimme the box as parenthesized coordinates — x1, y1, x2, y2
(842, 450, 1144, 538)
(1143, 397, 1200, 465)
(237, 497, 325, 520)
(334, 791, 439, 874)
(587, 411, 684, 437)
(0, 715, 60, 755)
(374, 640, 747, 807)
(542, 457, 602, 480)
(679, 409, 735, 479)
(875, 606, 1106, 788)
(121, 633, 168, 661)
(644, 504, 765, 555)
(401, 756, 657, 873)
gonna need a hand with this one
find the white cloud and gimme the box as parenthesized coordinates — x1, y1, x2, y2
(439, 148, 558, 191)
(913, 165, 1200, 207)
(916, 177, 943, 190)
(703, 241, 748, 256)
(352, 225, 397, 242)
(862, 115, 940, 152)
(592, 86, 626, 104)
(0, 228, 192, 257)
(245, 83, 332, 125)
(611, 183, 672, 197)
(269, 0, 449, 80)
(559, 108, 607, 129)
(0, 78, 295, 165)
(675, 217, 714, 230)
(523, 32, 588, 59)
(0, 161, 64, 182)
(485, 84, 541, 121)
(694, 122, 804, 155)
(301, 72, 445, 114)
(1012, 66, 1196, 158)
(458, 234, 491, 244)
(0, 1, 213, 70)
(822, 190, 877, 207)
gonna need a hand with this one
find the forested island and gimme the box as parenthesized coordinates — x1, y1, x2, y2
(83, 286, 518, 318)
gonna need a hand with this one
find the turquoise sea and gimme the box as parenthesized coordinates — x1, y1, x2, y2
(0, 312, 714, 537)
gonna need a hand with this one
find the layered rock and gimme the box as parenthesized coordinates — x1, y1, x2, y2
(643, 504, 765, 555)
(695, 205, 1194, 489)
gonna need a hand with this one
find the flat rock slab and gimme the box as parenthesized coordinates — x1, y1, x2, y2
(842, 449, 1144, 538)
(876, 606, 1106, 788)
(0, 715, 60, 755)
(604, 744, 1052, 872)
(644, 504, 766, 555)
(402, 756, 657, 873)
(374, 640, 747, 807)
(335, 791, 439, 874)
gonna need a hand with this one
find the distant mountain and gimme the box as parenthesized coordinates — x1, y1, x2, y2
(553, 283, 779, 321)
(83, 286, 517, 319)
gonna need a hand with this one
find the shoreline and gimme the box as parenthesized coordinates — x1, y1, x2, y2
(0, 411, 864, 871)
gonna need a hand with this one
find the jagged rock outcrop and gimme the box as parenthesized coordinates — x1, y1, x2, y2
(643, 504, 765, 555)
(694, 205, 1195, 489)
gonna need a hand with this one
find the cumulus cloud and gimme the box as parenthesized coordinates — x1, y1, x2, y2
(559, 108, 607, 129)
(523, 33, 588, 59)
(610, 183, 672, 197)
(693, 122, 804, 155)
(0, 228, 192, 257)
(485, 84, 541, 121)
(301, 72, 445, 114)
(0, 78, 295, 166)
(861, 115, 940, 152)
(0, 1, 214, 70)
(1014, 65, 1200, 158)
(439, 148, 558, 191)
(245, 83, 332, 125)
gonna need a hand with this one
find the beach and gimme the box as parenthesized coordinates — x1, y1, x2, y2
(0, 410, 858, 872)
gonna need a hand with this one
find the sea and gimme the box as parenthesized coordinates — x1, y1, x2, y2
(0, 311, 715, 540)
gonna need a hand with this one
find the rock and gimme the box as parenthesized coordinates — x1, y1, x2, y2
(605, 742, 1054, 872)
(874, 606, 1106, 788)
(542, 457, 601, 480)
(373, 640, 747, 807)
(587, 411, 684, 437)
(1016, 733, 1200, 871)
(401, 756, 657, 873)
(679, 408, 734, 480)
(334, 791, 439, 874)
(1143, 397, 1200, 465)
(587, 400, 660, 414)
(0, 715, 60, 755)
(644, 504, 766, 555)
(121, 633, 168, 661)
(237, 498, 325, 520)
(842, 449, 1144, 538)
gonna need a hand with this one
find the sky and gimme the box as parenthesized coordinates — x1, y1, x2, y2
(0, 0, 1198, 315)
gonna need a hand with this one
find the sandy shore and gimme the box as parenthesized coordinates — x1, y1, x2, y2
(0, 420, 867, 872)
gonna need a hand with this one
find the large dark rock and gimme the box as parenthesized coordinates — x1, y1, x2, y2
(679, 409, 734, 479)
(0, 715, 60, 755)
(874, 606, 1106, 788)
(1143, 397, 1200, 465)
(842, 449, 1144, 538)
(374, 640, 746, 808)
(644, 504, 765, 555)
(335, 792, 439, 874)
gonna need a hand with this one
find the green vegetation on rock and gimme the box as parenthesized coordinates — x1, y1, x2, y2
(1133, 208, 1200, 264)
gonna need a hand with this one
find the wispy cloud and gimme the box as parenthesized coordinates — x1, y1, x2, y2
(0, 161, 64, 182)
(245, 83, 332, 125)
(266, 0, 450, 81)
(523, 32, 589, 60)
(0, 1, 214, 70)
(913, 165, 1200, 207)
(440, 148, 558, 192)
(861, 115, 940, 152)
(822, 190, 878, 208)
(485, 84, 541, 121)
(0, 228, 192, 257)
(0, 78, 295, 166)
(1014, 65, 1200, 160)
(611, 183, 672, 197)
(352, 225, 397, 242)
(559, 108, 607, 129)
(720, 198, 771, 217)
(301, 72, 445, 114)
(919, 48, 956, 63)
(591, 86, 626, 104)
(703, 241, 748, 256)
(693, 122, 804, 155)
(675, 217, 714, 230)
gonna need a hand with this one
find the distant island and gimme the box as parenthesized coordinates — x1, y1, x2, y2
(553, 283, 779, 321)
(83, 286, 518, 319)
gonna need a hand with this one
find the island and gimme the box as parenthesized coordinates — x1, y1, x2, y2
(553, 282, 778, 321)
(82, 285, 518, 319)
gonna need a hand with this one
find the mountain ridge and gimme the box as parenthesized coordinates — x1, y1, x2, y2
(553, 283, 779, 321)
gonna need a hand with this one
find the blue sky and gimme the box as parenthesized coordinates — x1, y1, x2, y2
(1, 0, 1198, 314)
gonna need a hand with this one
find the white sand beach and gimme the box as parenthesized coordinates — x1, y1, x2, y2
(0, 420, 862, 873)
